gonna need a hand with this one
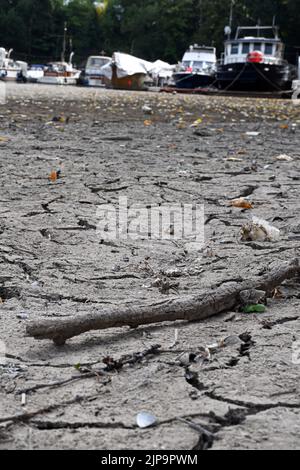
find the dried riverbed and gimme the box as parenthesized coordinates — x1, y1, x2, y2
(0, 84, 300, 450)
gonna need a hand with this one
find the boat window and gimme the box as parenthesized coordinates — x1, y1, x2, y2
(254, 43, 262, 51)
(242, 43, 250, 54)
(231, 43, 239, 55)
(265, 44, 274, 55)
(90, 58, 109, 67)
(193, 61, 204, 69)
(183, 61, 191, 67)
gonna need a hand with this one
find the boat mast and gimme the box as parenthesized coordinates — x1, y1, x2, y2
(225, 0, 235, 40)
(229, 0, 234, 30)
(61, 22, 68, 63)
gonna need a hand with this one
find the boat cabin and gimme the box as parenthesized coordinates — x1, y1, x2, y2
(222, 26, 285, 66)
(85, 56, 111, 75)
(44, 62, 76, 77)
(181, 45, 217, 72)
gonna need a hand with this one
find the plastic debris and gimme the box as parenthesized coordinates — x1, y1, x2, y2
(142, 105, 153, 115)
(245, 131, 260, 137)
(206, 335, 242, 353)
(21, 393, 27, 406)
(16, 312, 29, 320)
(243, 304, 266, 314)
(241, 217, 280, 242)
(276, 154, 293, 162)
(136, 412, 157, 429)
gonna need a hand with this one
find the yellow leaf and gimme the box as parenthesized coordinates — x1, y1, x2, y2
(190, 118, 203, 128)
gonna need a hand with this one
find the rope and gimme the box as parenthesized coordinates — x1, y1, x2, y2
(216, 62, 248, 93)
(250, 62, 286, 92)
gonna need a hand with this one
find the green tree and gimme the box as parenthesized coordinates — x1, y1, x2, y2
(0, 0, 299, 64)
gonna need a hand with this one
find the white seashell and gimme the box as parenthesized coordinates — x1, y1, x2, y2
(136, 412, 157, 429)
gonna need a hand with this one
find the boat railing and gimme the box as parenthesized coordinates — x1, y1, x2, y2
(235, 26, 280, 40)
(217, 56, 288, 66)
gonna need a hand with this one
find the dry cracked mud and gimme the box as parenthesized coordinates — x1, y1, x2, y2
(0, 83, 300, 450)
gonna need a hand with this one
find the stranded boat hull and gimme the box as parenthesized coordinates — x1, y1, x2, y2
(0, 69, 20, 81)
(217, 62, 297, 91)
(173, 72, 215, 89)
(173, 45, 217, 90)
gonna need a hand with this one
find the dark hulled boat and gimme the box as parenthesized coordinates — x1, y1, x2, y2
(173, 45, 217, 89)
(217, 26, 297, 92)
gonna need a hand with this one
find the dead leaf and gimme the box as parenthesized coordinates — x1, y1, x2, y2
(272, 288, 284, 299)
(49, 170, 61, 182)
(230, 198, 253, 210)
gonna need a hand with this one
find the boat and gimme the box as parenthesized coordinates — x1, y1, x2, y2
(217, 26, 297, 92)
(79, 55, 111, 87)
(0, 47, 27, 82)
(38, 53, 80, 85)
(99, 52, 152, 90)
(27, 65, 46, 83)
(100, 52, 176, 91)
(173, 45, 217, 89)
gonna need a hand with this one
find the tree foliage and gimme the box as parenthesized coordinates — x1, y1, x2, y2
(0, 0, 298, 64)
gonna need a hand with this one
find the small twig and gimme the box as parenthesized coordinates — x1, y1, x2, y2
(18, 345, 161, 395)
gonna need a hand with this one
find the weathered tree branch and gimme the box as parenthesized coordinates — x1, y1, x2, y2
(26, 259, 299, 345)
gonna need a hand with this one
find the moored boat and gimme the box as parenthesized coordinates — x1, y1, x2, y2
(38, 53, 80, 85)
(79, 55, 111, 87)
(0, 47, 27, 82)
(27, 65, 46, 83)
(173, 45, 217, 89)
(217, 26, 297, 92)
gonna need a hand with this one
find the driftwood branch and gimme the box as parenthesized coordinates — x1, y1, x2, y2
(26, 259, 299, 345)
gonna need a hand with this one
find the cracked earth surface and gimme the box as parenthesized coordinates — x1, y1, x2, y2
(0, 84, 300, 450)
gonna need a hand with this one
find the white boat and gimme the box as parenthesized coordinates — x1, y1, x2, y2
(81, 55, 111, 87)
(27, 65, 46, 83)
(173, 45, 217, 89)
(38, 53, 80, 85)
(0, 47, 27, 82)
